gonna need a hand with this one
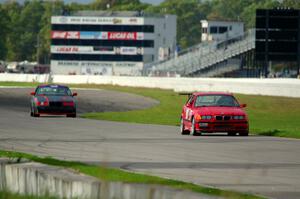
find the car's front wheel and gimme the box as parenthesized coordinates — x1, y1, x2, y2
(191, 118, 201, 136)
(67, 113, 76, 118)
(228, 132, 237, 136)
(180, 118, 190, 135)
(239, 131, 249, 136)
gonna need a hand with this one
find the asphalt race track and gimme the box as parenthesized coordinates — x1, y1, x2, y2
(0, 87, 299, 199)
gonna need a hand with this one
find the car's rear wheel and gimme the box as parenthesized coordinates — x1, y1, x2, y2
(33, 111, 40, 117)
(191, 118, 201, 136)
(180, 118, 190, 135)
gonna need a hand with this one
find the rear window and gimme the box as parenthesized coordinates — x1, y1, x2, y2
(36, 86, 72, 96)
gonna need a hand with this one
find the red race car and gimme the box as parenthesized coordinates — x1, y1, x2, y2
(180, 92, 249, 136)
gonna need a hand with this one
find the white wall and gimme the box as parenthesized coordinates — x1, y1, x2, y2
(0, 73, 299, 98)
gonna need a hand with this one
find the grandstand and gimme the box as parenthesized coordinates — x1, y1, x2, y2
(146, 29, 256, 77)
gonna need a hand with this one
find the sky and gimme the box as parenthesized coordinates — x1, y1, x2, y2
(0, 0, 164, 5)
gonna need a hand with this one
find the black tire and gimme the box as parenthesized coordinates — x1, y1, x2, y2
(228, 132, 237, 136)
(191, 118, 201, 136)
(32, 107, 40, 117)
(67, 113, 76, 118)
(240, 131, 249, 136)
(180, 118, 190, 135)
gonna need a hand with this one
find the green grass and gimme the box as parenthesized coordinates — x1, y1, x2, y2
(0, 81, 299, 138)
(0, 150, 264, 199)
(0, 191, 58, 199)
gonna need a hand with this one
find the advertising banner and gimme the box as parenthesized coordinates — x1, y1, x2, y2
(51, 16, 144, 25)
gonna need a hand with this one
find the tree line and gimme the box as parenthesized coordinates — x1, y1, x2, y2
(0, 0, 300, 64)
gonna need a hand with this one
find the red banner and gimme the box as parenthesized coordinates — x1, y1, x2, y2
(51, 31, 80, 39)
(108, 32, 137, 40)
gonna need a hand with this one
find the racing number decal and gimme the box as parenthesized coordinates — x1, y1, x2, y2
(185, 109, 193, 121)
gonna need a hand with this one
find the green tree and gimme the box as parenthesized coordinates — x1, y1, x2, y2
(0, 5, 9, 59)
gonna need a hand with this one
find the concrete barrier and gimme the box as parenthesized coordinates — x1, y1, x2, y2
(0, 158, 220, 199)
(1, 73, 299, 97)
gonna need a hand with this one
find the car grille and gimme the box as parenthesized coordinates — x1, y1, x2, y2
(215, 115, 231, 120)
(49, 102, 63, 107)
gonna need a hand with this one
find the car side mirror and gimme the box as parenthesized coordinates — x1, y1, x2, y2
(30, 92, 35, 96)
(240, 104, 247, 108)
(72, 92, 78, 96)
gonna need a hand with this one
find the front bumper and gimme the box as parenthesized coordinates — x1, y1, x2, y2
(37, 106, 76, 115)
(195, 121, 248, 133)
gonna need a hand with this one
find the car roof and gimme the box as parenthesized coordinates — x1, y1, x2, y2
(193, 92, 233, 96)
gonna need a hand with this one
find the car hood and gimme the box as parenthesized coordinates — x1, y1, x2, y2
(195, 106, 246, 116)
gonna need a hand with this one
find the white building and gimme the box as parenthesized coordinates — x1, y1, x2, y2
(201, 20, 244, 42)
(50, 11, 176, 76)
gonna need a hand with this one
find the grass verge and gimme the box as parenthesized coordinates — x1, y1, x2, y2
(0, 81, 299, 138)
(0, 150, 264, 199)
(0, 191, 57, 199)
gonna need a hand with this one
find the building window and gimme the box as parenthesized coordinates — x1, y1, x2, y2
(219, 27, 228, 34)
(210, 26, 218, 34)
(202, 28, 207, 33)
(229, 26, 232, 31)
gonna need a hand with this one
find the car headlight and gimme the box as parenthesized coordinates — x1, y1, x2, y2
(201, 115, 212, 120)
(233, 115, 244, 120)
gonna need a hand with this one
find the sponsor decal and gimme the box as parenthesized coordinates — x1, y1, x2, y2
(51, 31, 66, 39)
(54, 46, 79, 52)
(67, 31, 80, 39)
(59, 17, 68, 23)
(120, 47, 137, 55)
(51, 31, 80, 39)
(108, 32, 137, 40)
(93, 46, 114, 52)
(113, 18, 122, 24)
(80, 31, 102, 39)
(129, 18, 138, 23)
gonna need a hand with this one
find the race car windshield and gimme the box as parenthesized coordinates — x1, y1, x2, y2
(36, 87, 72, 96)
(195, 95, 239, 107)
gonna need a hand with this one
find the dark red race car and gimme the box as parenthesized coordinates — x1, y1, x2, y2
(30, 84, 77, 117)
(180, 92, 249, 136)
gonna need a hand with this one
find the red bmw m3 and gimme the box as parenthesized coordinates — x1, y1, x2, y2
(180, 92, 249, 136)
